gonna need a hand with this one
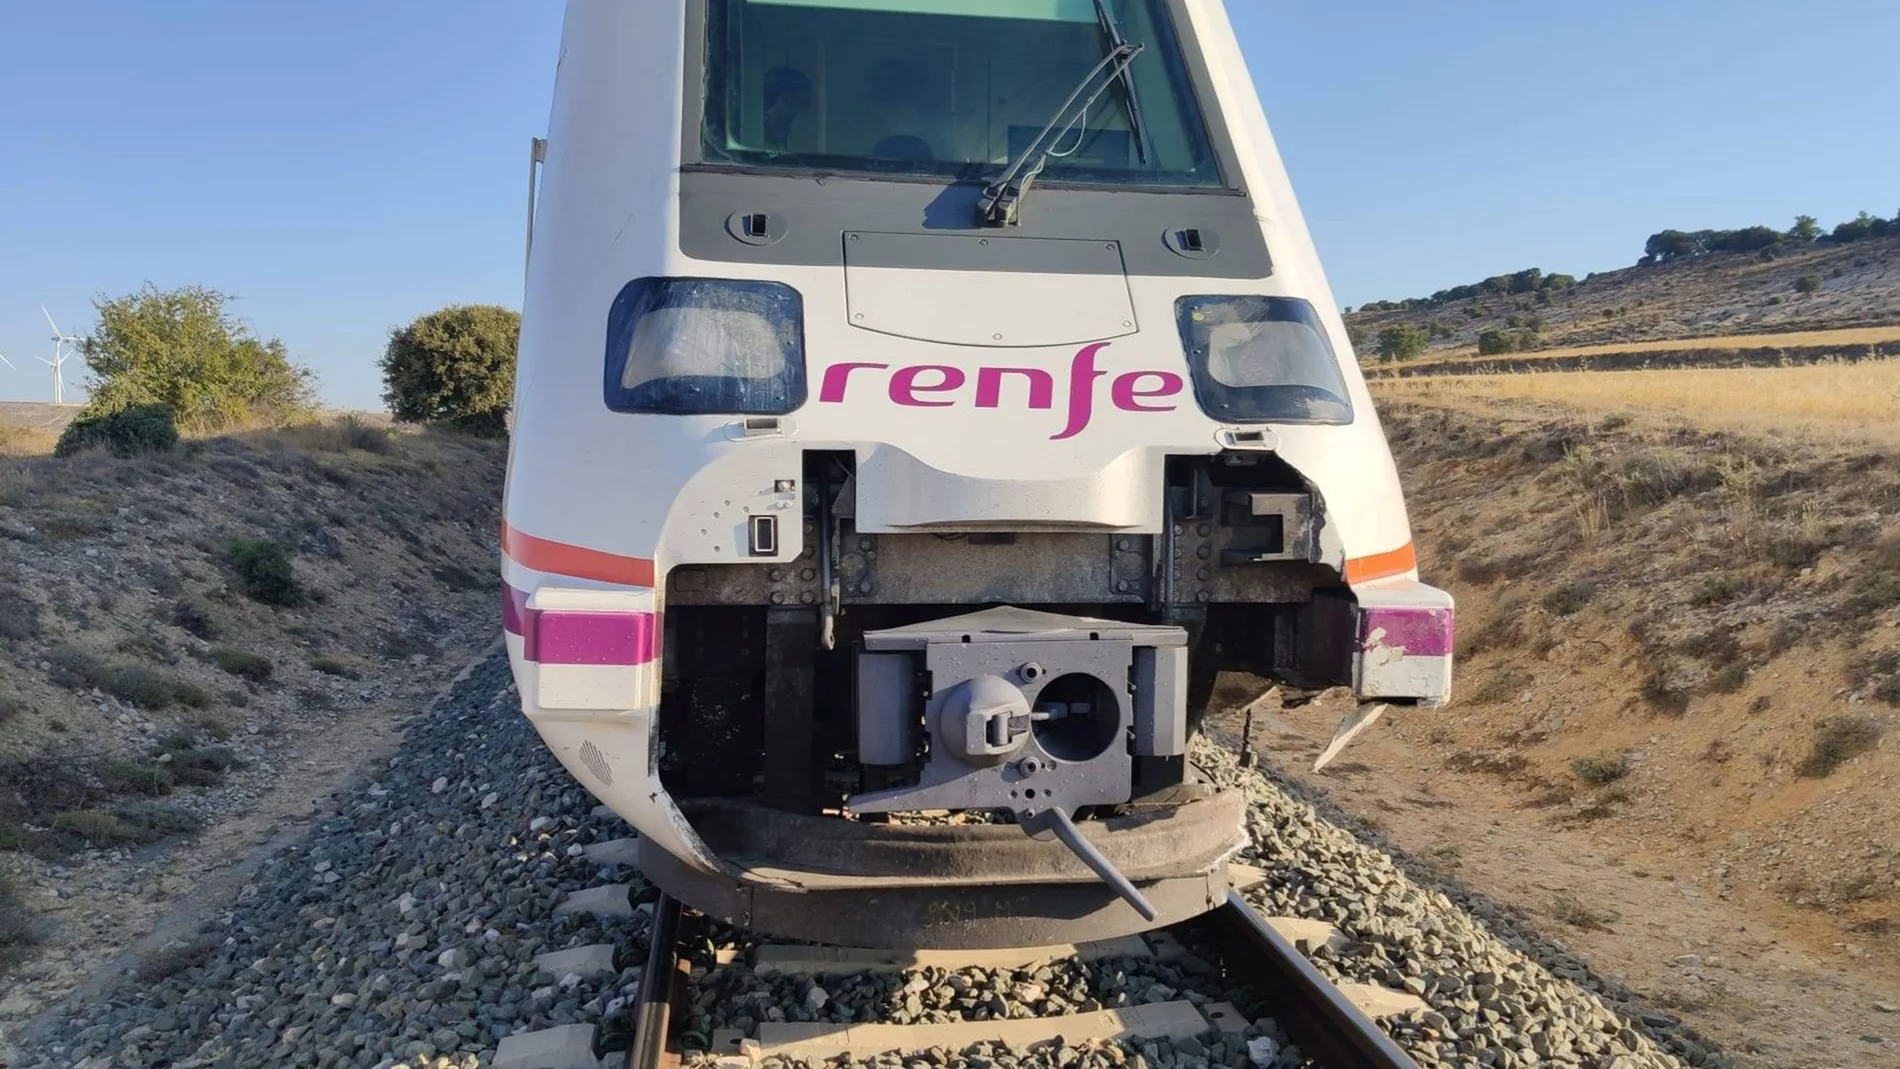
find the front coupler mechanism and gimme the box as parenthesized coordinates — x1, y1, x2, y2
(850, 607, 1190, 918)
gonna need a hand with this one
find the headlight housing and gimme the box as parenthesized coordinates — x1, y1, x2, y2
(1175, 295, 1353, 425)
(604, 278, 806, 416)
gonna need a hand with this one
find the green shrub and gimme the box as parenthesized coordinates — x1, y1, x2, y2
(161, 746, 240, 788)
(0, 872, 39, 968)
(381, 305, 520, 437)
(171, 599, 220, 640)
(77, 284, 315, 433)
(47, 645, 209, 710)
(1794, 274, 1822, 295)
(1796, 715, 1885, 777)
(50, 810, 141, 846)
(1708, 664, 1749, 693)
(213, 648, 273, 684)
(99, 759, 176, 797)
(1541, 579, 1598, 616)
(0, 587, 41, 641)
(1375, 324, 1430, 363)
(227, 539, 304, 606)
(1572, 753, 1629, 786)
(309, 656, 360, 679)
(54, 404, 180, 459)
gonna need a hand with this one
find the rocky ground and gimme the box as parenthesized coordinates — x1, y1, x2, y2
(4, 653, 654, 1069)
(8, 640, 1716, 1069)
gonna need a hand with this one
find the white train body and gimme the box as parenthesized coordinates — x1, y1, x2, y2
(504, 0, 1452, 947)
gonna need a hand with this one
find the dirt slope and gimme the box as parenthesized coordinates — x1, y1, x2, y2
(1347, 236, 1900, 361)
(0, 421, 504, 1017)
(1259, 395, 1899, 1066)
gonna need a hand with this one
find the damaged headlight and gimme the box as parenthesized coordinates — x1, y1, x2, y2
(1175, 295, 1353, 425)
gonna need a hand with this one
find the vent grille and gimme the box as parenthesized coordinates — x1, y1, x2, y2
(578, 740, 613, 786)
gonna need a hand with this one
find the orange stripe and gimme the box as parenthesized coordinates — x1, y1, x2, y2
(1345, 542, 1417, 585)
(502, 520, 656, 587)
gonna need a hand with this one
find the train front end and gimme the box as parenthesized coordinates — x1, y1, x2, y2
(503, 0, 1453, 948)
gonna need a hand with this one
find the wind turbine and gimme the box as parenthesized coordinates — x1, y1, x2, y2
(40, 306, 83, 405)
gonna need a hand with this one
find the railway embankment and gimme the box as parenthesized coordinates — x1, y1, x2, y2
(8, 646, 1707, 1069)
(0, 422, 505, 1034)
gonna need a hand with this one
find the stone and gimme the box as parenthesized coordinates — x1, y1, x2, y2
(431, 778, 449, 794)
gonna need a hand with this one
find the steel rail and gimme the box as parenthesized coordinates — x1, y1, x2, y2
(1213, 891, 1422, 1069)
(623, 894, 685, 1069)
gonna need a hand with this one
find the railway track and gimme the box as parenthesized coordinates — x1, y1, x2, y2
(609, 889, 1420, 1069)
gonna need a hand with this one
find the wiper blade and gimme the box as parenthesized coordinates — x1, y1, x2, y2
(976, 41, 1144, 228)
(1093, 0, 1150, 165)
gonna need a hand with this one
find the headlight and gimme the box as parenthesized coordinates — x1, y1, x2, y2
(604, 278, 806, 416)
(1175, 296, 1353, 425)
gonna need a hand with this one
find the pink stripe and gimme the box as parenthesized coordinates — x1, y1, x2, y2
(502, 585, 531, 636)
(1360, 608, 1454, 658)
(526, 610, 657, 666)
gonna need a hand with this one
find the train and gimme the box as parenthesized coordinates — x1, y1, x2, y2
(501, 0, 1453, 950)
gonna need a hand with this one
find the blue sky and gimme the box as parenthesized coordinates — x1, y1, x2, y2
(1, 0, 1895, 409)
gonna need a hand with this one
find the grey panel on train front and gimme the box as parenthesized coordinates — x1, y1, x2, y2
(679, 170, 1273, 280)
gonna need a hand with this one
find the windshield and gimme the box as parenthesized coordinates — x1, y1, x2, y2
(699, 0, 1224, 189)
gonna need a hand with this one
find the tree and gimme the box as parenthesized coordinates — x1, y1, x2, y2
(1790, 215, 1820, 242)
(78, 285, 316, 433)
(1376, 324, 1429, 363)
(380, 305, 520, 437)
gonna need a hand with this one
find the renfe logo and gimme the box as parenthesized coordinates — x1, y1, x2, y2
(818, 343, 1184, 441)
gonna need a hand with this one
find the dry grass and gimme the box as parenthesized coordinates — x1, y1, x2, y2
(1379, 360, 1900, 443)
(1405, 325, 1900, 367)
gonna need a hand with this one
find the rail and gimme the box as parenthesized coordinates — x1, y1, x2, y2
(620, 892, 1421, 1069)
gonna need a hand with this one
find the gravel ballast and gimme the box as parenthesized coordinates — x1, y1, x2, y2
(9, 650, 1719, 1069)
(1198, 741, 1710, 1069)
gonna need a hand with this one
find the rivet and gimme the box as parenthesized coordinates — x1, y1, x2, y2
(768, 569, 783, 581)
(993, 333, 1004, 341)
(1197, 567, 1212, 581)
(770, 592, 786, 605)
(854, 313, 865, 321)
(1198, 524, 1213, 537)
(800, 591, 816, 604)
(800, 568, 817, 581)
(1196, 591, 1211, 603)
(858, 582, 873, 594)
(1116, 539, 1131, 551)
(858, 538, 873, 551)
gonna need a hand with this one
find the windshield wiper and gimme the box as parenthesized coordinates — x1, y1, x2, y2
(976, 40, 1145, 228)
(1093, 0, 1150, 166)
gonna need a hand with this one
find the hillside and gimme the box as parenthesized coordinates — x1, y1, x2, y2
(1346, 234, 1900, 364)
(1247, 389, 1900, 1068)
(0, 421, 504, 1020)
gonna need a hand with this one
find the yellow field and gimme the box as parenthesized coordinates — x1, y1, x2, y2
(1376, 360, 1900, 442)
(1403, 324, 1900, 369)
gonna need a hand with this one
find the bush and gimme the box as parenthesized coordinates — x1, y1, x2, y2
(48, 645, 209, 710)
(213, 648, 274, 684)
(1797, 715, 1885, 777)
(0, 587, 39, 641)
(99, 758, 177, 797)
(54, 404, 179, 459)
(1794, 274, 1822, 295)
(76, 285, 316, 433)
(171, 599, 220, 640)
(309, 656, 360, 679)
(0, 871, 38, 968)
(50, 810, 141, 846)
(1541, 579, 1597, 616)
(228, 539, 304, 606)
(1572, 753, 1629, 786)
(381, 305, 520, 437)
(1376, 324, 1429, 363)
